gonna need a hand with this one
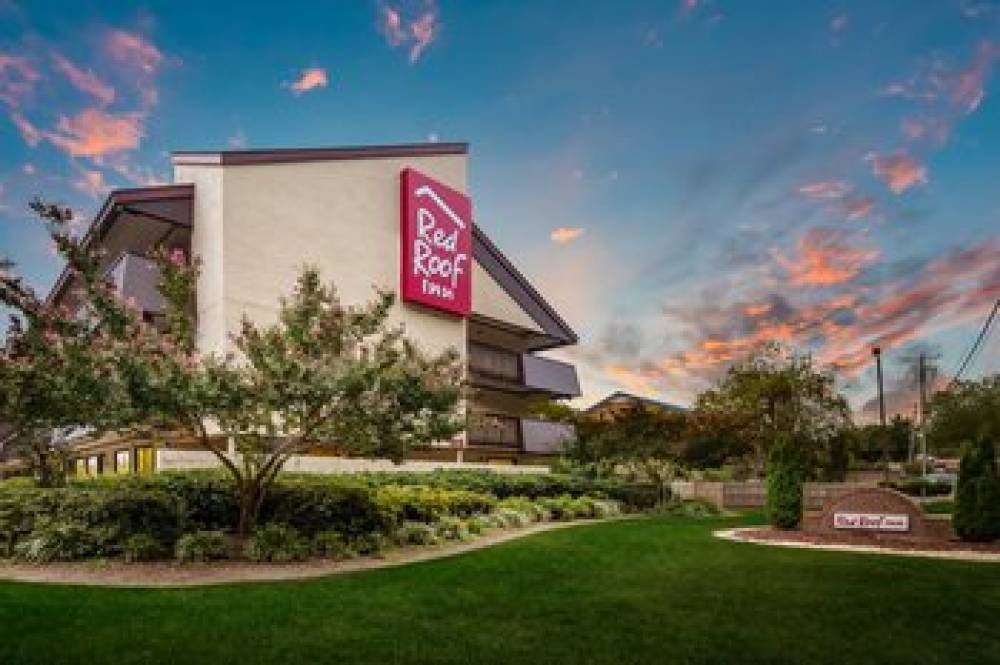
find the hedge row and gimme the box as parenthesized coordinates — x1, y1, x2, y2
(0, 470, 646, 562)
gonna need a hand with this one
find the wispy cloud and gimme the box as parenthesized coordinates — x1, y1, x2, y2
(0, 53, 39, 108)
(772, 227, 879, 287)
(72, 168, 109, 198)
(51, 53, 115, 105)
(378, 1, 439, 63)
(8, 110, 40, 146)
(798, 180, 850, 200)
(867, 152, 928, 194)
(288, 67, 328, 95)
(105, 29, 163, 74)
(551, 227, 586, 244)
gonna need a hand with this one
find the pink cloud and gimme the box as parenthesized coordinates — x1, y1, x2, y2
(797, 180, 850, 200)
(46, 107, 143, 158)
(73, 169, 109, 197)
(51, 53, 115, 105)
(0, 53, 40, 108)
(380, 6, 407, 46)
(378, 1, 440, 63)
(409, 10, 438, 63)
(289, 67, 328, 95)
(867, 152, 928, 194)
(551, 227, 586, 244)
(8, 111, 41, 146)
(953, 41, 998, 113)
(105, 30, 163, 74)
(772, 228, 879, 287)
(842, 196, 875, 221)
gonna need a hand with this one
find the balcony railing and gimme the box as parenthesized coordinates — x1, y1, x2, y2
(468, 343, 580, 398)
(467, 415, 574, 454)
(521, 418, 574, 454)
(522, 355, 581, 398)
(468, 342, 521, 382)
(467, 414, 521, 448)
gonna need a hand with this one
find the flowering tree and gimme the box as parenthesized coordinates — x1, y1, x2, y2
(1, 200, 464, 535)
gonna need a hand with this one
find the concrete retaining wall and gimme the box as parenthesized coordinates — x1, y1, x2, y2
(670, 480, 877, 510)
(156, 449, 552, 476)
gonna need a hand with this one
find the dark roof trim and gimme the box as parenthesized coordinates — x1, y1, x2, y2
(172, 142, 468, 166)
(45, 184, 194, 306)
(472, 225, 578, 348)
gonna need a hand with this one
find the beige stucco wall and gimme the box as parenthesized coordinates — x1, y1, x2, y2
(175, 164, 226, 356)
(175, 154, 470, 360)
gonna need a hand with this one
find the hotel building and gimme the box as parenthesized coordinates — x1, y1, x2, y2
(40, 142, 581, 474)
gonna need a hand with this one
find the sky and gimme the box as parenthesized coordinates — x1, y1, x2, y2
(0, 0, 998, 417)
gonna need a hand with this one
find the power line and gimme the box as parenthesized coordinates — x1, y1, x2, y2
(949, 298, 1000, 388)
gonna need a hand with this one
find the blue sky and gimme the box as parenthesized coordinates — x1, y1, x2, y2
(1, 0, 998, 415)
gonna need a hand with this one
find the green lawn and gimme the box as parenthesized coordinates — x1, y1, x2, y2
(2, 514, 998, 665)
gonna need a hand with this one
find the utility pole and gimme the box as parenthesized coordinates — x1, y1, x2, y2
(873, 346, 888, 479)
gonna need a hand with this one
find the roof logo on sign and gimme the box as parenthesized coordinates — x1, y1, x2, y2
(414, 184, 466, 229)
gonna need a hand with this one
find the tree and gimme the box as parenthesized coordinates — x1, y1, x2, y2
(927, 375, 1000, 456)
(854, 416, 913, 464)
(1, 200, 464, 535)
(562, 402, 687, 505)
(694, 344, 852, 477)
(766, 433, 804, 529)
(953, 435, 1000, 543)
(0, 203, 136, 486)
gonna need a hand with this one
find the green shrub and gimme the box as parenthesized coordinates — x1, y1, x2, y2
(246, 523, 310, 563)
(312, 530, 354, 559)
(262, 482, 391, 538)
(394, 521, 439, 546)
(175, 530, 228, 563)
(538, 495, 579, 521)
(374, 485, 495, 524)
(494, 507, 530, 528)
(312, 470, 657, 511)
(435, 516, 471, 541)
(659, 499, 719, 518)
(766, 434, 804, 530)
(465, 515, 490, 535)
(349, 532, 387, 556)
(122, 533, 165, 562)
(954, 436, 1000, 543)
(497, 497, 546, 522)
(884, 478, 953, 497)
(13, 521, 96, 562)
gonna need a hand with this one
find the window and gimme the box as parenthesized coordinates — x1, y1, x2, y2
(75, 458, 88, 477)
(86, 455, 100, 476)
(135, 446, 155, 474)
(114, 449, 131, 475)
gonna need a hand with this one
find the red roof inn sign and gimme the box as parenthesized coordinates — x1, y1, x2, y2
(400, 168, 472, 316)
(833, 512, 909, 532)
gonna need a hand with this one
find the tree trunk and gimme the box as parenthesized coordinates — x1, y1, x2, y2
(236, 480, 264, 539)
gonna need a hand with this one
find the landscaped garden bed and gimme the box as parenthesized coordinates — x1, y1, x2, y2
(0, 471, 655, 569)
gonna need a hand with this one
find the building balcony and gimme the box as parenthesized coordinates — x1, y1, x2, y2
(468, 342, 581, 398)
(467, 414, 574, 455)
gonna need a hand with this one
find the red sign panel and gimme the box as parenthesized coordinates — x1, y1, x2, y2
(400, 168, 472, 316)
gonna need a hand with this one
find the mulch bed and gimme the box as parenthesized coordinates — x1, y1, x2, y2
(734, 527, 1000, 554)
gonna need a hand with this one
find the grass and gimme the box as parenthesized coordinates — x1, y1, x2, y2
(923, 499, 955, 515)
(2, 513, 999, 665)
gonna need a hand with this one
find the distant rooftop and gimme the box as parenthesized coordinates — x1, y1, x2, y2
(585, 391, 687, 414)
